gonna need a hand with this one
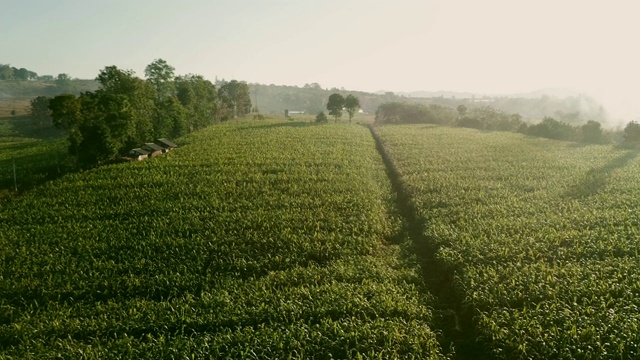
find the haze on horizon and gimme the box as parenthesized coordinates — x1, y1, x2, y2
(2, 0, 639, 122)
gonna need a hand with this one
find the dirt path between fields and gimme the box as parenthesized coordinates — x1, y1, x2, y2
(367, 124, 493, 360)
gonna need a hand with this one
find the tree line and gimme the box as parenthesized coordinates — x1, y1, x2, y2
(374, 101, 632, 145)
(0, 64, 73, 82)
(316, 93, 360, 123)
(33, 59, 251, 167)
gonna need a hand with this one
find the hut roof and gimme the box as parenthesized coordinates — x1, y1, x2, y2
(155, 138, 178, 148)
(130, 148, 150, 155)
(143, 143, 164, 152)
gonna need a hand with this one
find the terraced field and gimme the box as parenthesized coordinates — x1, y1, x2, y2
(0, 121, 445, 358)
(374, 124, 640, 359)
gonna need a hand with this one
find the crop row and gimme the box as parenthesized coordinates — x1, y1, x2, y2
(0, 121, 445, 358)
(375, 124, 640, 359)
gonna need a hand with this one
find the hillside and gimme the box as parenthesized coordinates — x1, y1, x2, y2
(0, 79, 100, 117)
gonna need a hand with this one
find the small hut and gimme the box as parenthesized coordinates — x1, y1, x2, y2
(129, 148, 150, 161)
(142, 143, 165, 157)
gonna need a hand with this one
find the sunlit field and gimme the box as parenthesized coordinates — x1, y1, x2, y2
(375, 124, 640, 359)
(0, 121, 445, 359)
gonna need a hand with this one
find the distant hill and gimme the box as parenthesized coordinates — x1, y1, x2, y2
(392, 87, 588, 100)
(0, 77, 611, 126)
(253, 84, 608, 125)
(0, 79, 100, 100)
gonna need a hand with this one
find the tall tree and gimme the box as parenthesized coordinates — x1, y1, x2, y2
(326, 93, 345, 122)
(0, 64, 14, 80)
(218, 80, 252, 120)
(145, 58, 175, 101)
(154, 96, 188, 138)
(175, 74, 217, 130)
(49, 94, 84, 162)
(623, 121, 640, 145)
(50, 90, 139, 167)
(344, 94, 360, 123)
(581, 120, 607, 144)
(30, 96, 51, 132)
(96, 66, 155, 147)
(55, 73, 72, 90)
(14, 68, 30, 81)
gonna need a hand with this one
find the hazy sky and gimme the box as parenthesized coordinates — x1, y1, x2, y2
(2, 0, 639, 119)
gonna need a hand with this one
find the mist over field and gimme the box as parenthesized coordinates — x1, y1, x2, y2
(3, 1, 640, 358)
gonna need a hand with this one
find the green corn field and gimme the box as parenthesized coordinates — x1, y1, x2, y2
(2, 120, 640, 359)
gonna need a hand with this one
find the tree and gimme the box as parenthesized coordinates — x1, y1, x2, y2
(49, 94, 82, 130)
(456, 104, 468, 118)
(55, 73, 72, 90)
(581, 120, 608, 144)
(14, 68, 30, 81)
(50, 90, 139, 167)
(30, 96, 51, 132)
(315, 111, 328, 123)
(145, 58, 175, 101)
(176, 74, 217, 130)
(154, 96, 187, 138)
(344, 94, 360, 123)
(0, 64, 13, 80)
(526, 117, 576, 141)
(218, 80, 252, 120)
(96, 66, 155, 147)
(326, 93, 345, 122)
(49, 94, 84, 163)
(623, 121, 640, 145)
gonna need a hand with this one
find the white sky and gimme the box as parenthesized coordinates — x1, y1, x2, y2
(1, 0, 639, 120)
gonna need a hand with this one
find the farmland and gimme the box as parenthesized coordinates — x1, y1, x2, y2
(374, 124, 640, 359)
(0, 121, 445, 358)
(3, 118, 640, 358)
(0, 115, 68, 199)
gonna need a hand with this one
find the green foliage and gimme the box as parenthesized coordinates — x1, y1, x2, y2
(326, 93, 345, 122)
(376, 124, 640, 359)
(315, 111, 328, 123)
(176, 74, 217, 129)
(456, 104, 467, 117)
(580, 120, 610, 144)
(0, 121, 445, 358)
(144, 58, 175, 101)
(623, 121, 640, 145)
(154, 96, 188, 139)
(526, 116, 576, 141)
(344, 94, 360, 123)
(55, 73, 72, 92)
(29, 96, 51, 131)
(458, 106, 524, 131)
(375, 102, 457, 125)
(0, 64, 38, 80)
(217, 80, 251, 120)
